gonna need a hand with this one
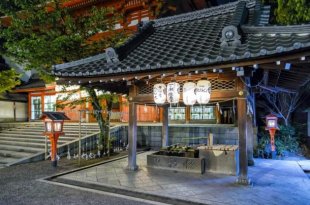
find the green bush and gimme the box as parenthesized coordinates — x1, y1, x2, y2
(257, 125, 299, 157)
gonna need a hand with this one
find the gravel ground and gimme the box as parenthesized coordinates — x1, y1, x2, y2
(0, 154, 156, 205)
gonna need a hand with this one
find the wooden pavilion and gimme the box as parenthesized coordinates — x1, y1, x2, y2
(53, 0, 310, 184)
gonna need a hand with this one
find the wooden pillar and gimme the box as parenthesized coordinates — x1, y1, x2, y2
(185, 106, 190, 124)
(127, 85, 138, 171)
(247, 114, 254, 166)
(216, 104, 221, 124)
(237, 98, 250, 184)
(162, 105, 169, 147)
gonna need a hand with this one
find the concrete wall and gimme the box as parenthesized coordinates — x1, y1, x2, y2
(134, 125, 239, 149)
(0, 101, 27, 122)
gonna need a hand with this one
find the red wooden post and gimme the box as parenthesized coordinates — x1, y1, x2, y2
(266, 114, 278, 159)
(41, 112, 70, 167)
(49, 133, 60, 167)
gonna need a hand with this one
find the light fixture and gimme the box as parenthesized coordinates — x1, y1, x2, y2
(276, 61, 281, 65)
(301, 56, 306, 61)
(166, 82, 180, 104)
(195, 70, 199, 74)
(153, 83, 166, 104)
(144, 104, 148, 113)
(183, 82, 196, 106)
(196, 80, 211, 104)
(285, 63, 291, 70)
(232, 67, 236, 71)
(253, 64, 258, 69)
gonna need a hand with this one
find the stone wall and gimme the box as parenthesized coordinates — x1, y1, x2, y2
(133, 125, 239, 149)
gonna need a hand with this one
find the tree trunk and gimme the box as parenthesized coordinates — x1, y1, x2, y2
(84, 87, 106, 156)
(106, 98, 113, 154)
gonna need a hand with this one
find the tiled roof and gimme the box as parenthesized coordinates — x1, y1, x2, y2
(53, 0, 310, 78)
(41, 112, 70, 120)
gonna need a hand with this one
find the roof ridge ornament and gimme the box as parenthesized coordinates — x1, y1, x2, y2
(105, 47, 119, 64)
(220, 25, 241, 47)
(220, 1, 248, 48)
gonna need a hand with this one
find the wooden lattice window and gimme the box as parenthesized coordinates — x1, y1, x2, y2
(138, 79, 236, 95)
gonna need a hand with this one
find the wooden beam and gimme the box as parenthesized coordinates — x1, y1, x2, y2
(133, 90, 240, 104)
(261, 64, 310, 75)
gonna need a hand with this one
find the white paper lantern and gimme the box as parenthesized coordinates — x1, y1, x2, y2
(183, 82, 196, 105)
(167, 82, 180, 104)
(153, 83, 166, 104)
(196, 80, 211, 104)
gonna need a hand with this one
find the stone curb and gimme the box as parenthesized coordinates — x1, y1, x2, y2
(39, 152, 211, 205)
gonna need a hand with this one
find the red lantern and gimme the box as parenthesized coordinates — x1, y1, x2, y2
(265, 114, 279, 158)
(41, 112, 70, 167)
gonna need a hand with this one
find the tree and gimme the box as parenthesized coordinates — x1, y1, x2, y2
(0, 0, 127, 155)
(264, 0, 310, 24)
(0, 69, 20, 93)
(259, 82, 310, 126)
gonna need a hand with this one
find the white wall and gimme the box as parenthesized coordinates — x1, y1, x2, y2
(16, 102, 27, 121)
(0, 101, 27, 122)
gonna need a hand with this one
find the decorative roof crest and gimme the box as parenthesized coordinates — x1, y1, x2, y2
(105, 47, 119, 64)
(220, 25, 241, 47)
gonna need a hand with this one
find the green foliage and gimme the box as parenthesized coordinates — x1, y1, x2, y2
(0, 69, 20, 93)
(0, 1, 127, 154)
(264, 0, 310, 24)
(276, 0, 310, 24)
(0, 0, 126, 81)
(257, 125, 299, 157)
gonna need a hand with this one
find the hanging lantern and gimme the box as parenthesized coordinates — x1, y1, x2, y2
(167, 82, 180, 104)
(196, 80, 211, 104)
(183, 82, 196, 105)
(153, 83, 166, 104)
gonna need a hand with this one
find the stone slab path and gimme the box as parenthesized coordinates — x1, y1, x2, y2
(52, 152, 310, 205)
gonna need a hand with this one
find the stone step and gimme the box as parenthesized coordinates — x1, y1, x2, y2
(0, 157, 17, 164)
(0, 139, 66, 149)
(0, 150, 32, 158)
(0, 136, 72, 143)
(0, 133, 78, 140)
(1, 130, 99, 135)
(0, 144, 43, 153)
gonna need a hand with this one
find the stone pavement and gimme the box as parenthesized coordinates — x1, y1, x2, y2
(51, 152, 310, 205)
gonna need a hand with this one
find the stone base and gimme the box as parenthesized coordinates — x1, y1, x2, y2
(236, 176, 252, 185)
(147, 153, 205, 174)
(127, 165, 139, 171)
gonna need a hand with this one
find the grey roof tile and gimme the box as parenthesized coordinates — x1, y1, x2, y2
(53, 0, 310, 78)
